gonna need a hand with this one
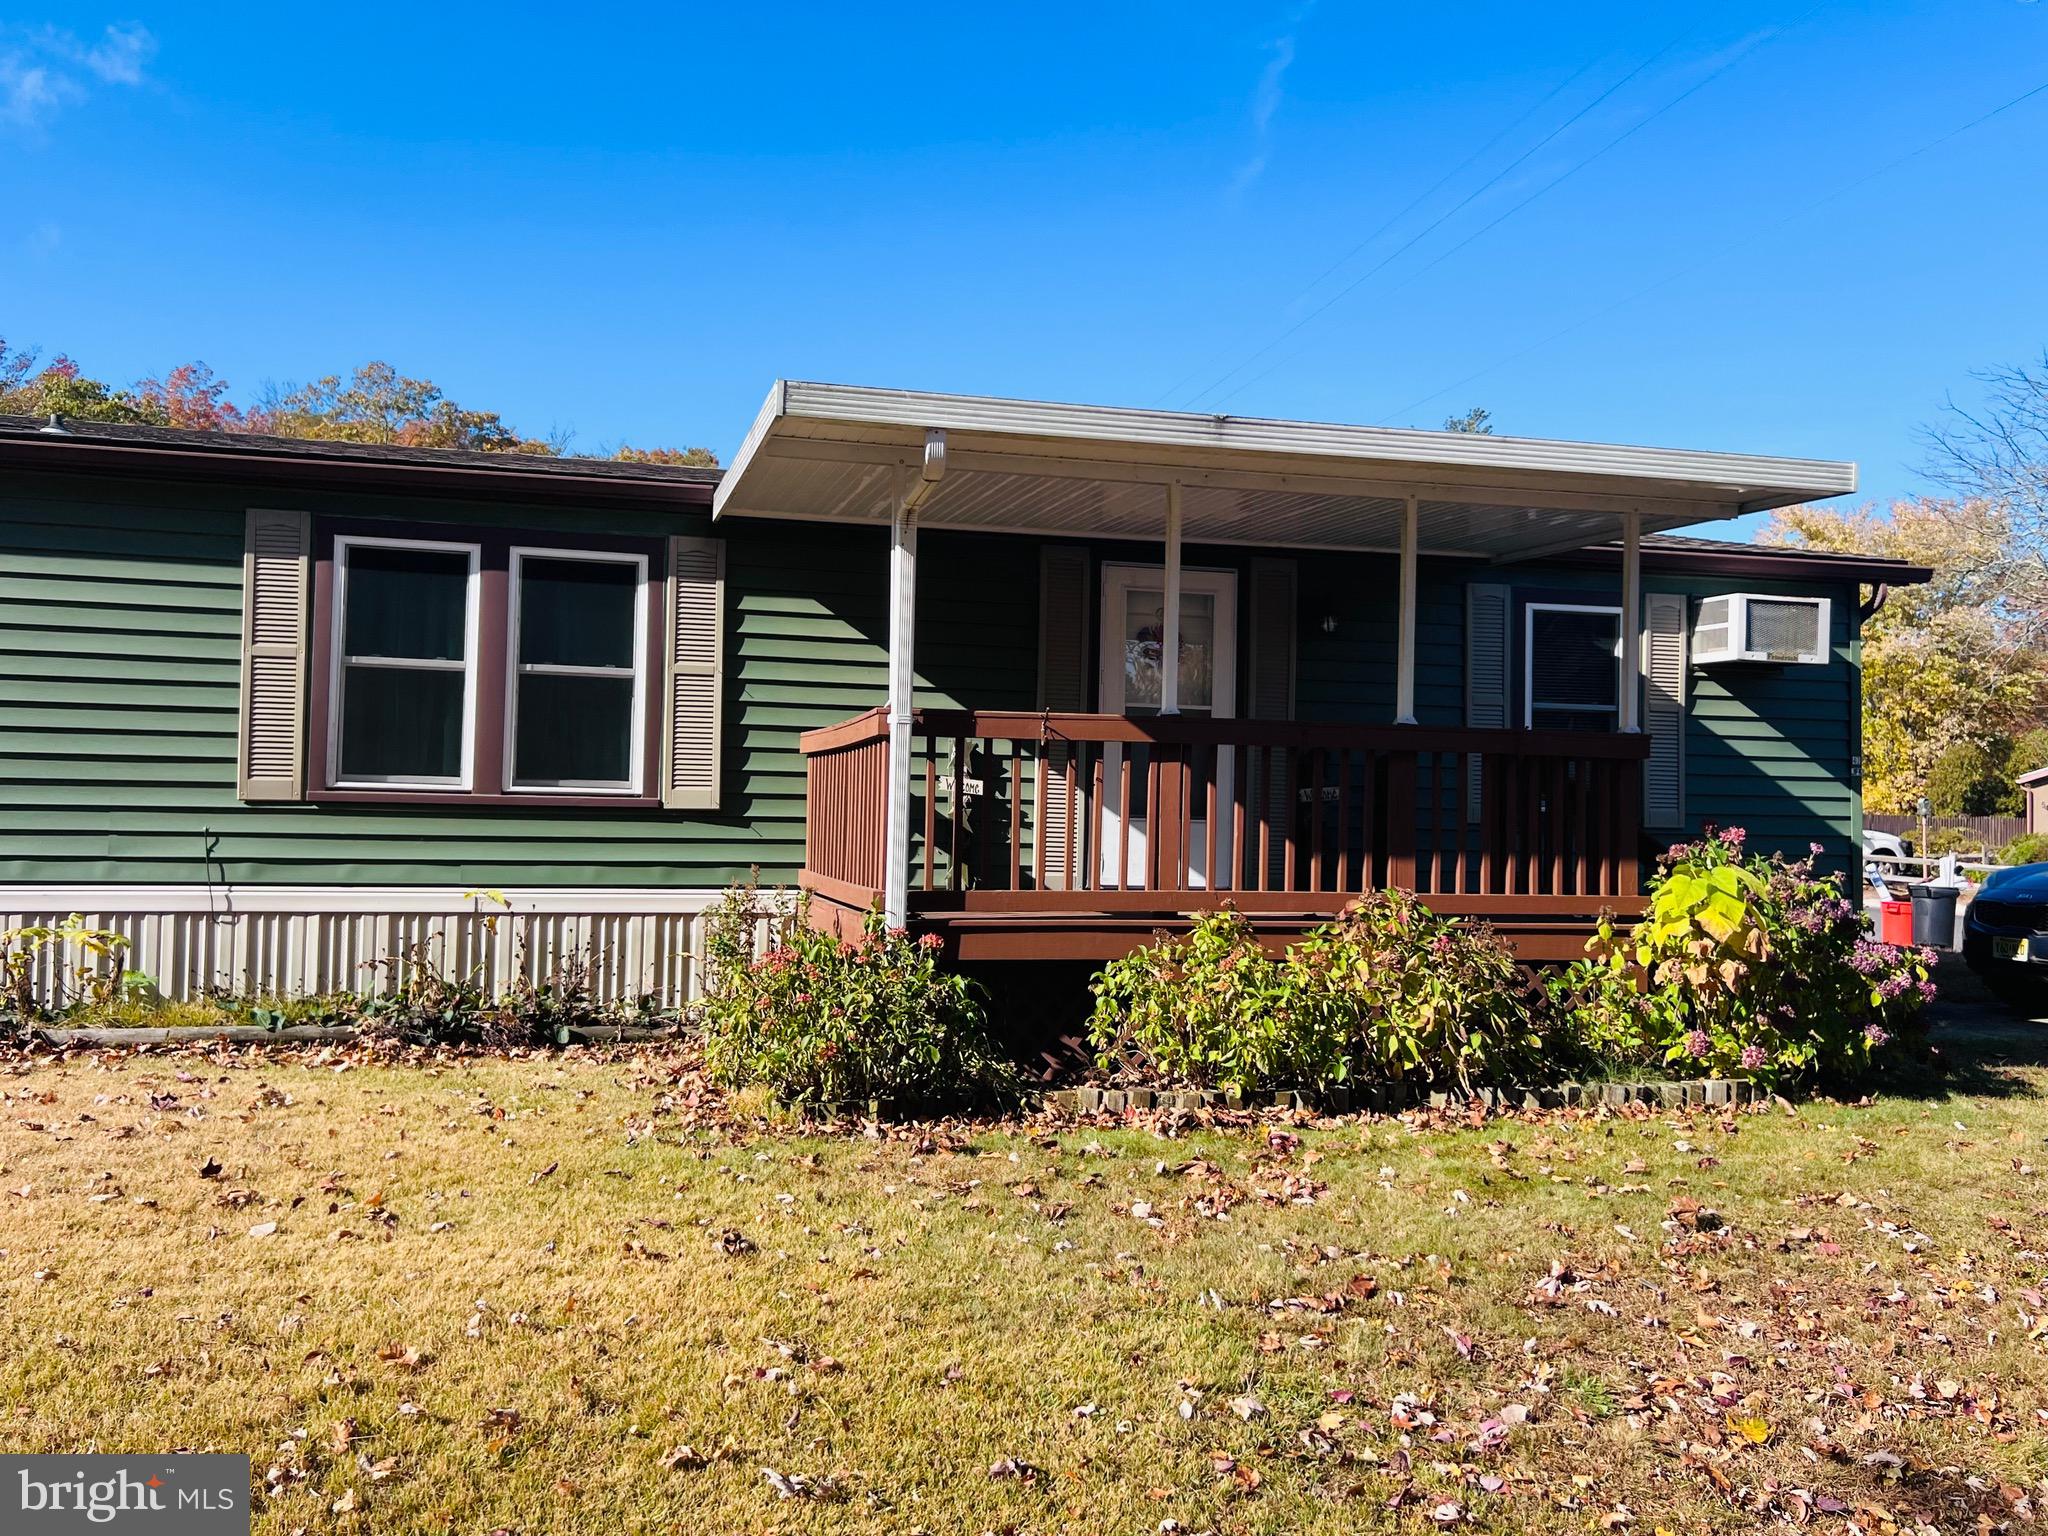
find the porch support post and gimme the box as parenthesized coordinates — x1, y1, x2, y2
(1160, 481, 1183, 714)
(883, 492, 918, 925)
(1619, 510, 1642, 733)
(1394, 492, 1419, 725)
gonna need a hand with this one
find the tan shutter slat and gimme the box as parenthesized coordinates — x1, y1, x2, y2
(1035, 546, 1091, 888)
(663, 535, 725, 810)
(238, 509, 310, 801)
(1464, 582, 1510, 812)
(1643, 591, 1687, 827)
(1249, 557, 1297, 884)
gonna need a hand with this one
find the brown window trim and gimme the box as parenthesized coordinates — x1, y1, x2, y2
(306, 517, 664, 808)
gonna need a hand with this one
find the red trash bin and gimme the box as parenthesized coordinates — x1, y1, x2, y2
(1879, 899, 1914, 947)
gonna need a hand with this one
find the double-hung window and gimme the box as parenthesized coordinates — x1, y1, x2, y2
(1525, 603, 1622, 732)
(507, 548, 648, 792)
(316, 526, 667, 803)
(330, 536, 481, 787)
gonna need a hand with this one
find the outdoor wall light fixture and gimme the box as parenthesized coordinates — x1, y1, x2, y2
(1320, 614, 1338, 634)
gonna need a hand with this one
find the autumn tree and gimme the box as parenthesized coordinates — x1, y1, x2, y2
(133, 363, 241, 430)
(0, 339, 170, 425)
(242, 362, 562, 455)
(1762, 496, 2048, 814)
(4, 341, 717, 465)
(611, 444, 719, 468)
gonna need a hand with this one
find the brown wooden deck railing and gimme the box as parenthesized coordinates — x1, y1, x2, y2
(798, 709, 1650, 919)
(799, 706, 893, 910)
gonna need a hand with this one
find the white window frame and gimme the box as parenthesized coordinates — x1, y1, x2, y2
(1524, 602, 1623, 731)
(327, 534, 482, 790)
(504, 546, 649, 795)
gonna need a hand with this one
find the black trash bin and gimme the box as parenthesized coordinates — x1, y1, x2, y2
(1908, 883, 1958, 950)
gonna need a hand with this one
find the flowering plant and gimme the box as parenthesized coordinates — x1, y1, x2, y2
(1564, 829, 1932, 1086)
(1087, 895, 1540, 1093)
(702, 880, 1013, 1110)
(1284, 890, 1543, 1090)
(1087, 907, 1335, 1092)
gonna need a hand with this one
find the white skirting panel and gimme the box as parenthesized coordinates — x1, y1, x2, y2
(0, 885, 726, 1008)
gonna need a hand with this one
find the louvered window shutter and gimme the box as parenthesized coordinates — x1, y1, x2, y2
(1036, 546, 1091, 888)
(663, 535, 725, 810)
(238, 509, 310, 801)
(1463, 582, 1510, 810)
(1248, 557, 1298, 885)
(1642, 591, 1687, 827)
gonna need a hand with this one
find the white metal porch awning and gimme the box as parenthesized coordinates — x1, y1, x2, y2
(711, 381, 1857, 559)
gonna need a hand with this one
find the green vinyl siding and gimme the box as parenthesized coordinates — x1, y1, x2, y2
(0, 468, 1865, 889)
(1288, 552, 1860, 872)
(0, 471, 1026, 888)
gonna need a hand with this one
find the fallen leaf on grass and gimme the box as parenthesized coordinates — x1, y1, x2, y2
(1726, 1414, 1771, 1444)
(376, 1343, 429, 1373)
(761, 1466, 838, 1501)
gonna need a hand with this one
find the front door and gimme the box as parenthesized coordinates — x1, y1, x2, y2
(1098, 563, 1238, 887)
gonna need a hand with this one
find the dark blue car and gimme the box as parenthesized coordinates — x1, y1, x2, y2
(1963, 861, 2048, 1003)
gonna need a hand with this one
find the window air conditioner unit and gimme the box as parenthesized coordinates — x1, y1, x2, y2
(1691, 593, 1831, 666)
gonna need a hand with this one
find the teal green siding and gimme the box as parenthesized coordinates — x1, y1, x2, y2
(0, 472, 1027, 888)
(0, 469, 1865, 888)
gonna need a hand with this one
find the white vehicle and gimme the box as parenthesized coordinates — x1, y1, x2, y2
(1863, 827, 1907, 882)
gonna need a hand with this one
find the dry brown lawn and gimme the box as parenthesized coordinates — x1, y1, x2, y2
(1, 1002, 2045, 1533)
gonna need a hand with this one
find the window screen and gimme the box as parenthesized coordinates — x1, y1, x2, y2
(335, 542, 475, 782)
(1527, 605, 1621, 732)
(509, 553, 644, 789)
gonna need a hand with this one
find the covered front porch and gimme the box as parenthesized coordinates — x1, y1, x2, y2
(800, 707, 1647, 960)
(716, 383, 1856, 962)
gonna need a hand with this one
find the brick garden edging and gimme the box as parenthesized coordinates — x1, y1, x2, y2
(1045, 1076, 1771, 1115)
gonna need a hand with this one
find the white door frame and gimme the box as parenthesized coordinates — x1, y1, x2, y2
(1098, 563, 1238, 887)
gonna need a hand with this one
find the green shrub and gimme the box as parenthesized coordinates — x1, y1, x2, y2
(1925, 824, 1991, 859)
(701, 882, 1014, 1110)
(1087, 908, 1342, 1093)
(1086, 895, 1539, 1094)
(1561, 828, 1933, 1087)
(1283, 890, 1541, 1091)
(2002, 832, 2048, 866)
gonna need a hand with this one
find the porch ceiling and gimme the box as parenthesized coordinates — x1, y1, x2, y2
(710, 382, 1858, 558)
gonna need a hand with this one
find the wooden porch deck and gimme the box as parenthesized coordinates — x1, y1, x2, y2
(798, 709, 1650, 962)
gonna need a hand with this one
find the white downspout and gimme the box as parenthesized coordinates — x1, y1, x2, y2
(884, 429, 945, 927)
(1619, 510, 1642, 733)
(1394, 492, 1419, 725)
(1160, 481, 1183, 715)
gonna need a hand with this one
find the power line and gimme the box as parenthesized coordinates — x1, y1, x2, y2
(1174, 29, 1696, 411)
(1377, 71, 2048, 427)
(1210, 10, 1819, 412)
(1149, 51, 1605, 406)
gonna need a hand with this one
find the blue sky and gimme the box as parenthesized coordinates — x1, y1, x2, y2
(4, 1, 2044, 537)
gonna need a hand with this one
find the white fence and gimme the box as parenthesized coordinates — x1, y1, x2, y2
(0, 885, 724, 1008)
(1867, 852, 1997, 887)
